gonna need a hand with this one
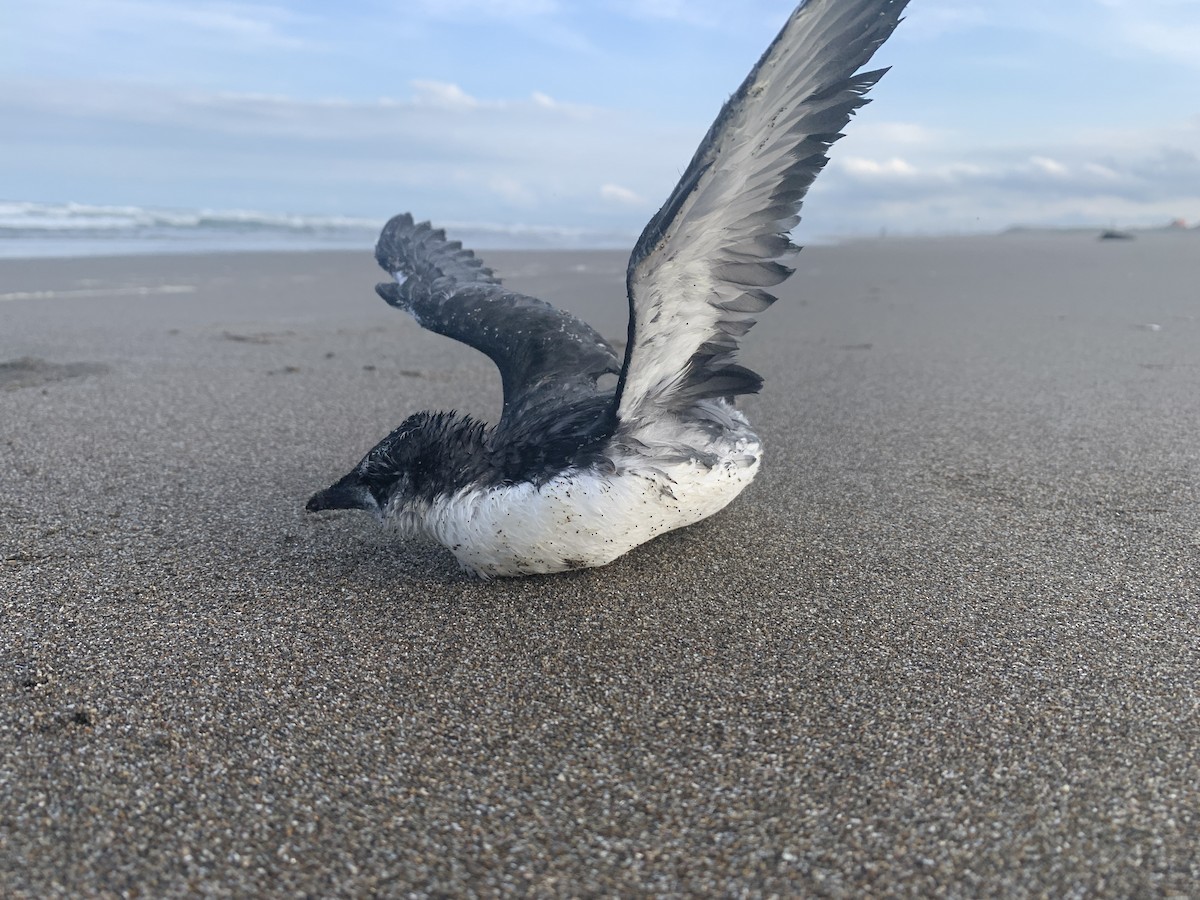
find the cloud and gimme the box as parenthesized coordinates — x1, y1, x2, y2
(1082, 162, 1120, 180)
(529, 91, 592, 119)
(1094, 0, 1200, 68)
(1109, 16, 1200, 69)
(842, 157, 918, 178)
(410, 80, 482, 111)
(398, 82, 593, 117)
(4, 1, 1199, 240)
(129, 1, 311, 49)
(599, 183, 645, 206)
(0, 78, 592, 139)
(0, 76, 696, 227)
(835, 146, 1198, 198)
(6, 70, 1198, 238)
(814, 133, 1200, 235)
(1030, 156, 1068, 177)
(17, 0, 314, 52)
(1016, 1, 1200, 70)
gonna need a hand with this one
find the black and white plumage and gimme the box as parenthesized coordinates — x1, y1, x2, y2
(307, 0, 907, 577)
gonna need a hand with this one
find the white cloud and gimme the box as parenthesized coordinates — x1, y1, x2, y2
(32, 0, 313, 51)
(401, 82, 593, 117)
(1030, 156, 1068, 177)
(0, 76, 698, 227)
(811, 131, 1200, 235)
(599, 183, 645, 206)
(143, 1, 310, 48)
(1113, 17, 1200, 69)
(841, 157, 918, 178)
(1019, 1, 1200, 70)
(529, 90, 592, 119)
(7, 71, 1198, 237)
(1082, 162, 1120, 180)
(410, 80, 482, 111)
(4, 0, 1199, 240)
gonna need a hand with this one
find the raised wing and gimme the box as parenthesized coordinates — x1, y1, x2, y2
(374, 214, 620, 434)
(614, 0, 907, 423)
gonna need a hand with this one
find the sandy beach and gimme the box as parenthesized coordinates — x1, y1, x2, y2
(2, 233, 1198, 895)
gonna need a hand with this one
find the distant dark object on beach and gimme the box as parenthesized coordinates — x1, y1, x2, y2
(1099, 230, 1135, 241)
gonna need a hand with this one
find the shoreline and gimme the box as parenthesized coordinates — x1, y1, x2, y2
(2, 223, 1197, 268)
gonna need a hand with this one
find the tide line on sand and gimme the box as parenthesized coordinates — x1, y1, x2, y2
(0, 284, 198, 303)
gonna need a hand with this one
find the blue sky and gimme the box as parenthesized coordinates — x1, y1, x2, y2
(2, 0, 1198, 239)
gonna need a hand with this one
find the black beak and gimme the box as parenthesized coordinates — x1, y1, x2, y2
(306, 480, 370, 512)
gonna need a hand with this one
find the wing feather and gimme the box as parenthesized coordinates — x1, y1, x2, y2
(614, 0, 907, 422)
(374, 214, 620, 434)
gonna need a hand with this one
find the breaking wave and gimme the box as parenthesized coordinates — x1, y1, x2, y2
(0, 201, 637, 258)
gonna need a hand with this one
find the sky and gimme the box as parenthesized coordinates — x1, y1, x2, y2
(2, 0, 1199, 240)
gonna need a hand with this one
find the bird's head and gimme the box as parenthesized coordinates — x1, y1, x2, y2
(306, 411, 483, 515)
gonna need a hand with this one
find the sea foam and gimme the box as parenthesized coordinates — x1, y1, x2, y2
(0, 201, 635, 258)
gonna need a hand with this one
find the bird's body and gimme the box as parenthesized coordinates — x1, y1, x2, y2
(391, 402, 760, 577)
(307, 0, 907, 577)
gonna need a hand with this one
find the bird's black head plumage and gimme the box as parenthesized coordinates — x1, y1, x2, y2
(306, 410, 490, 513)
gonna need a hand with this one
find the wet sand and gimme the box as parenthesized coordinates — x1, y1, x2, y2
(2, 234, 1198, 895)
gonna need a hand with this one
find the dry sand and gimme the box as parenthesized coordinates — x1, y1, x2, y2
(2, 233, 1198, 896)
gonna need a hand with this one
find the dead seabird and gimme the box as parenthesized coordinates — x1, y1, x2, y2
(307, 0, 908, 577)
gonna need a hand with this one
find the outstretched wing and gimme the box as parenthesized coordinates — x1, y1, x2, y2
(614, 0, 907, 423)
(374, 214, 620, 434)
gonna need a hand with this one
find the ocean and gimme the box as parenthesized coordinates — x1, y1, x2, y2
(0, 201, 638, 259)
